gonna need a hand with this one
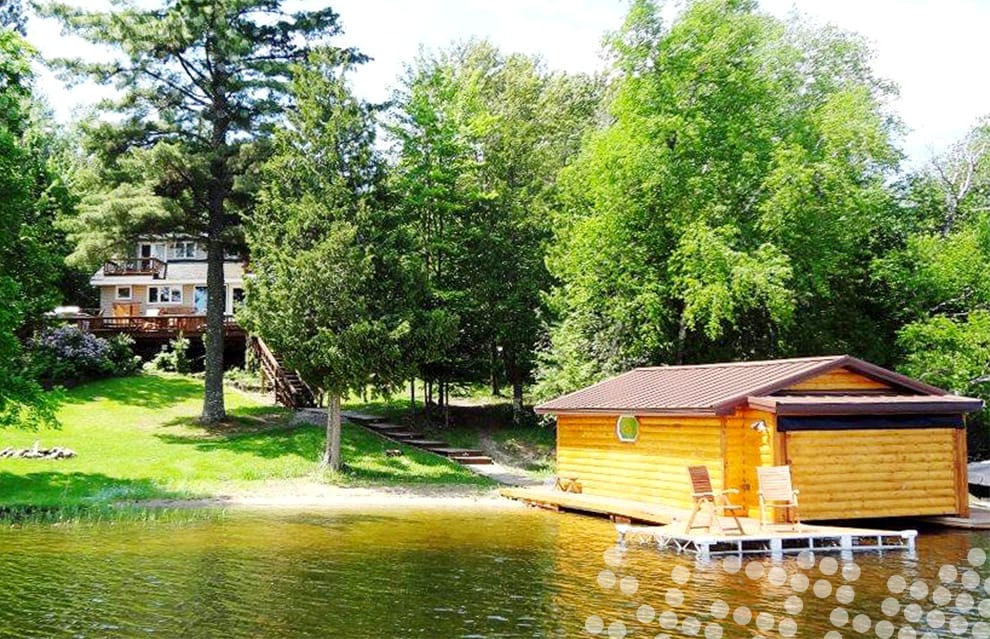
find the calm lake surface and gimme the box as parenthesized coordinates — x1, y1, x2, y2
(1, 507, 989, 638)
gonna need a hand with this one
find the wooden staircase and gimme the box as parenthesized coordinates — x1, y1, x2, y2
(250, 337, 317, 409)
(344, 412, 494, 466)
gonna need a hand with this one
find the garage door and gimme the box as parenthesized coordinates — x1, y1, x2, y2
(783, 427, 959, 520)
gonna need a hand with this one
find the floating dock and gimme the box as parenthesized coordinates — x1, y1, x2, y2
(615, 523, 917, 559)
(502, 487, 918, 559)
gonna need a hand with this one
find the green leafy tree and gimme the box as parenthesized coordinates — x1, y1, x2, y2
(242, 53, 414, 470)
(0, 29, 58, 427)
(390, 41, 601, 418)
(876, 120, 990, 454)
(43, 0, 361, 424)
(538, 0, 901, 396)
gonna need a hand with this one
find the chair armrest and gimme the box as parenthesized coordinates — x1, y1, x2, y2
(719, 489, 740, 495)
(692, 491, 715, 498)
(793, 489, 800, 496)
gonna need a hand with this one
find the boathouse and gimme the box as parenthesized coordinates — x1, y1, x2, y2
(534, 356, 984, 522)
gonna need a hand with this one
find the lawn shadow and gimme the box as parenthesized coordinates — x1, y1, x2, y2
(154, 416, 323, 461)
(59, 374, 204, 410)
(0, 471, 194, 509)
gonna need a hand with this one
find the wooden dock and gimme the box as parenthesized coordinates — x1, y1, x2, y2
(615, 523, 917, 559)
(501, 487, 918, 558)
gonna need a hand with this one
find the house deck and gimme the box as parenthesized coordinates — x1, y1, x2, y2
(500, 487, 918, 558)
(63, 314, 244, 338)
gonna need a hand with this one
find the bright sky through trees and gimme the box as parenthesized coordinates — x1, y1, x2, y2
(26, 0, 990, 164)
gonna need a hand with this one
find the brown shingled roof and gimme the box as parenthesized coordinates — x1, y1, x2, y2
(534, 355, 968, 416)
(748, 394, 984, 415)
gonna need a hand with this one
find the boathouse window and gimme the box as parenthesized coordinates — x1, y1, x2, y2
(148, 286, 182, 304)
(115, 286, 132, 300)
(616, 415, 640, 442)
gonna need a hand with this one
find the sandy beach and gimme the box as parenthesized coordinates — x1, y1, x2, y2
(136, 479, 524, 510)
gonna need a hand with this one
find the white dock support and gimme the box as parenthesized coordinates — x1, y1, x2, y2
(770, 538, 783, 561)
(902, 530, 918, 553)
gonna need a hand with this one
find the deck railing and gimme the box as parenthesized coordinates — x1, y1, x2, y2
(103, 257, 168, 279)
(66, 314, 242, 336)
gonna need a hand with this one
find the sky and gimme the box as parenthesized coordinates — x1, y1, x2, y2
(25, 0, 990, 167)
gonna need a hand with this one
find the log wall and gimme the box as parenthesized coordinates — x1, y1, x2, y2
(555, 414, 723, 509)
(784, 428, 962, 520)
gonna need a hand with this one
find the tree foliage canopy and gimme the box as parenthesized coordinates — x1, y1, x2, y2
(537, 0, 902, 396)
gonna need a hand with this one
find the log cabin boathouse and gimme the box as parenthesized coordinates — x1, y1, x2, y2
(505, 355, 984, 524)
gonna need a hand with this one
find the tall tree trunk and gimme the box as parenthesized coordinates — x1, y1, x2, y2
(200, 231, 227, 424)
(322, 392, 342, 471)
(425, 379, 432, 422)
(512, 382, 524, 423)
(675, 313, 688, 365)
(443, 380, 450, 429)
(490, 342, 501, 396)
(410, 378, 416, 412)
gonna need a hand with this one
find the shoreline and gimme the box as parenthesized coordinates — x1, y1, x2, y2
(129, 480, 522, 511)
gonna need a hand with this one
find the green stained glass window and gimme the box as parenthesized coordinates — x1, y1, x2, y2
(616, 415, 639, 442)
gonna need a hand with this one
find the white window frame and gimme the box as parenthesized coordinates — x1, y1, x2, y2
(115, 286, 132, 301)
(171, 241, 197, 259)
(148, 286, 182, 305)
(139, 242, 167, 260)
(226, 285, 246, 314)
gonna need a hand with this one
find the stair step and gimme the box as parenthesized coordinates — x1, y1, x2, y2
(428, 447, 486, 457)
(384, 431, 421, 440)
(452, 455, 494, 465)
(342, 412, 388, 424)
(366, 422, 408, 431)
(404, 439, 448, 448)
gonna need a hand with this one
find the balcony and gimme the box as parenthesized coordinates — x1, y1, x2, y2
(65, 314, 244, 338)
(103, 257, 168, 279)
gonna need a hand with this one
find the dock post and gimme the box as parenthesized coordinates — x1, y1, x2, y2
(770, 538, 783, 561)
(902, 530, 917, 553)
(697, 537, 714, 561)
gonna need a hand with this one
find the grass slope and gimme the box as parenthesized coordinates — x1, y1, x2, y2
(0, 374, 489, 509)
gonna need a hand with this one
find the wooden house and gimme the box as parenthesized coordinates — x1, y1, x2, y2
(535, 356, 984, 522)
(90, 238, 245, 318)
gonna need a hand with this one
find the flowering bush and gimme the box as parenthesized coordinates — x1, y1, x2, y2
(29, 325, 140, 384)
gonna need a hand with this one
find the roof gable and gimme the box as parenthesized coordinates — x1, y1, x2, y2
(534, 355, 960, 416)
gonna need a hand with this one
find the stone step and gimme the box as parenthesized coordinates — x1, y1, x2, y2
(404, 439, 448, 448)
(427, 447, 486, 457)
(383, 431, 421, 440)
(451, 455, 494, 465)
(342, 411, 387, 424)
(366, 422, 408, 432)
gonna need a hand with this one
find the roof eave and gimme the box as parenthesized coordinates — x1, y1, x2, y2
(749, 398, 985, 416)
(534, 407, 721, 417)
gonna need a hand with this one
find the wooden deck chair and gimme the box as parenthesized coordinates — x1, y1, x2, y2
(684, 466, 746, 535)
(757, 465, 801, 530)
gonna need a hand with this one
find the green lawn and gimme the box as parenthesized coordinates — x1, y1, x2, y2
(0, 373, 490, 510)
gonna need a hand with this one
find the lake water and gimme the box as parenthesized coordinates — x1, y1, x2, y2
(1, 507, 989, 638)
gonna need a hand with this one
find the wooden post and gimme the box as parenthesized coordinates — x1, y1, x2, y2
(955, 426, 971, 518)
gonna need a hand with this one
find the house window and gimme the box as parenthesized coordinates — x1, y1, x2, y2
(115, 286, 132, 301)
(171, 241, 197, 259)
(616, 415, 640, 443)
(140, 242, 167, 260)
(148, 286, 182, 304)
(226, 286, 245, 313)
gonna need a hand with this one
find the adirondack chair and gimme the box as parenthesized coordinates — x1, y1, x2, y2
(757, 465, 801, 529)
(684, 466, 746, 535)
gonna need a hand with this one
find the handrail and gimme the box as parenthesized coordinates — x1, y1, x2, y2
(103, 257, 168, 279)
(251, 337, 317, 409)
(61, 314, 242, 334)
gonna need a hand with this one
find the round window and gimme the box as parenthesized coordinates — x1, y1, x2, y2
(616, 415, 640, 442)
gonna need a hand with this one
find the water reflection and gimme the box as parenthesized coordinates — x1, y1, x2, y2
(0, 510, 987, 638)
